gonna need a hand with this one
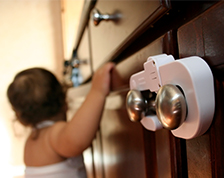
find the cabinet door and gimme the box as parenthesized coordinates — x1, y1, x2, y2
(89, 0, 170, 71)
(89, 31, 188, 178)
(92, 35, 163, 178)
(177, 2, 224, 177)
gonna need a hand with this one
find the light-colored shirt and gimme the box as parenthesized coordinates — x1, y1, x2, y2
(25, 154, 87, 178)
(25, 120, 87, 178)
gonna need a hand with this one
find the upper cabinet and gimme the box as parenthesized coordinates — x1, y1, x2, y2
(62, 0, 218, 86)
(89, 0, 171, 71)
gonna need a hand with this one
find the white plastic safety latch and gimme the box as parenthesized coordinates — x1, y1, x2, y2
(129, 54, 215, 139)
(130, 54, 175, 93)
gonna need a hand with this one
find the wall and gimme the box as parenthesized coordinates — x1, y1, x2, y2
(0, 1, 64, 177)
(61, 0, 84, 59)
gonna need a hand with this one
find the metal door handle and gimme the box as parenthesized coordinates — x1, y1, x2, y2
(126, 84, 187, 130)
(92, 9, 120, 26)
(126, 90, 156, 122)
(155, 84, 187, 130)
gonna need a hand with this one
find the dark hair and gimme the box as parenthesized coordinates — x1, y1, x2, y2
(7, 68, 66, 127)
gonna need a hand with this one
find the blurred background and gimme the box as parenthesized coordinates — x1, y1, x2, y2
(0, 0, 84, 177)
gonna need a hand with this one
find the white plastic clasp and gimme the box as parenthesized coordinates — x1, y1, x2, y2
(129, 54, 215, 139)
(130, 54, 174, 92)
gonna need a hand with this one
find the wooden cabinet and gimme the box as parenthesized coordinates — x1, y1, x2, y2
(178, 3, 224, 177)
(67, 1, 224, 177)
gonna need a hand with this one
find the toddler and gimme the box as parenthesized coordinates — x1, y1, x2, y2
(7, 62, 114, 178)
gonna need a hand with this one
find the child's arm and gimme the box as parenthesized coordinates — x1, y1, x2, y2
(49, 62, 115, 157)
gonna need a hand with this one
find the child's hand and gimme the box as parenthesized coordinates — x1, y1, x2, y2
(91, 62, 115, 97)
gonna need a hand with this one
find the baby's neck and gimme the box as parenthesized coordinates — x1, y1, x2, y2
(34, 111, 67, 129)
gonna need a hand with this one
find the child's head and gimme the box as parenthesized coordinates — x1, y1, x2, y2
(7, 68, 66, 128)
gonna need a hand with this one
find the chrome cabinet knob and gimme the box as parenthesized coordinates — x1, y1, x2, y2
(71, 58, 88, 68)
(155, 84, 187, 130)
(92, 9, 120, 26)
(126, 84, 187, 130)
(126, 90, 156, 122)
(126, 90, 147, 122)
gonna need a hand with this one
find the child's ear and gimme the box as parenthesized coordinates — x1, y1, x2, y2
(12, 107, 21, 119)
(15, 112, 22, 119)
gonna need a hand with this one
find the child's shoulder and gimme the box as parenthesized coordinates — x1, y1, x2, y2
(48, 120, 67, 137)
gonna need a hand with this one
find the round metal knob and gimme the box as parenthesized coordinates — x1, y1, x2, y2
(155, 84, 187, 130)
(126, 90, 147, 122)
(72, 58, 88, 68)
(92, 9, 120, 26)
